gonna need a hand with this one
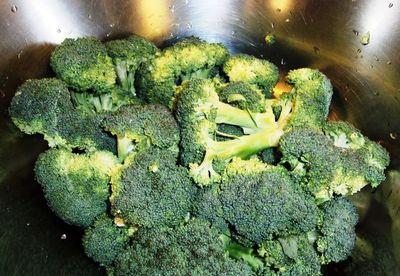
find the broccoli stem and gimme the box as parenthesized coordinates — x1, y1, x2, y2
(220, 234, 264, 270)
(209, 126, 284, 160)
(117, 135, 135, 161)
(214, 101, 276, 132)
(115, 61, 136, 96)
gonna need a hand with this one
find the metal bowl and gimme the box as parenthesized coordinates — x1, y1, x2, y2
(0, 0, 399, 274)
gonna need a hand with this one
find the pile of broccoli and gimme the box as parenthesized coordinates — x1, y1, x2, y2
(8, 35, 390, 275)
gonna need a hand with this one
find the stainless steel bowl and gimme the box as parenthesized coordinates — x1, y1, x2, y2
(1, 0, 399, 274)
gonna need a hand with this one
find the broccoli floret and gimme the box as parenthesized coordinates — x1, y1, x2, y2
(280, 127, 389, 202)
(284, 68, 333, 129)
(70, 86, 141, 114)
(218, 81, 266, 112)
(219, 165, 320, 244)
(176, 69, 331, 186)
(109, 147, 196, 228)
(105, 35, 159, 96)
(323, 121, 390, 186)
(34, 148, 118, 227)
(222, 54, 279, 98)
(82, 214, 132, 267)
(9, 78, 116, 152)
(102, 104, 180, 161)
(50, 37, 116, 93)
(138, 36, 229, 108)
(111, 219, 253, 276)
(258, 233, 322, 275)
(316, 197, 358, 264)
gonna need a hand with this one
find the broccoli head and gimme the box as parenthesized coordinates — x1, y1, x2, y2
(9, 78, 116, 152)
(105, 35, 159, 96)
(258, 233, 322, 275)
(82, 214, 132, 267)
(138, 36, 229, 108)
(323, 121, 390, 186)
(280, 127, 389, 202)
(218, 81, 267, 113)
(34, 148, 118, 227)
(111, 218, 253, 276)
(50, 36, 116, 93)
(109, 147, 196, 228)
(102, 104, 180, 161)
(222, 54, 279, 98)
(316, 197, 358, 264)
(219, 165, 320, 244)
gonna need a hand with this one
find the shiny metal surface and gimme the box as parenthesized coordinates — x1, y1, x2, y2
(0, 0, 399, 274)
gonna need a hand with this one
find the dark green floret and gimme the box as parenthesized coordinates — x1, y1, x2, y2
(9, 78, 116, 152)
(82, 214, 131, 267)
(50, 36, 116, 93)
(111, 219, 253, 276)
(316, 197, 358, 264)
(106, 35, 159, 96)
(109, 148, 196, 228)
(34, 148, 118, 227)
(138, 36, 229, 108)
(102, 104, 180, 161)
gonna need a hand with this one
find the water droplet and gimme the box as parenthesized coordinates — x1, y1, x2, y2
(169, 5, 175, 12)
(60, 234, 67, 240)
(352, 29, 359, 36)
(106, 32, 111, 37)
(285, 18, 290, 23)
(390, 133, 397, 139)
(57, 29, 61, 33)
(373, 91, 380, 96)
(169, 32, 175, 38)
(26, 222, 30, 226)
(185, 0, 189, 4)
(280, 58, 286, 65)
(0, 90, 5, 98)
(313, 46, 320, 55)
(5, 76, 9, 80)
(276, 8, 282, 12)
(17, 50, 23, 59)
(11, 5, 17, 13)
(357, 48, 362, 53)
(186, 23, 192, 29)
(109, 23, 115, 28)
(387, 60, 392, 65)
(374, 55, 380, 62)
(88, 14, 92, 20)
(389, 3, 394, 8)
(231, 30, 237, 36)
(271, 22, 275, 29)
(260, 54, 264, 58)
(369, 64, 374, 69)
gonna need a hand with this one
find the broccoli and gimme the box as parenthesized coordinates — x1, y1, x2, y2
(109, 147, 197, 228)
(137, 36, 229, 108)
(105, 35, 159, 96)
(176, 68, 332, 185)
(316, 197, 358, 264)
(323, 121, 390, 186)
(82, 214, 132, 267)
(280, 127, 389, 202)
(222, 54, 280, 98)
(219, 165, 320, 244)
(34, 148, 118, 227)
(9, 78, 116, 152)
(50, 36, 116, 93)
(258, 233, 322, 275)
(218, 81, 267, 112)
(111, 218, 253, 276)
(102, 104, 180, 161)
